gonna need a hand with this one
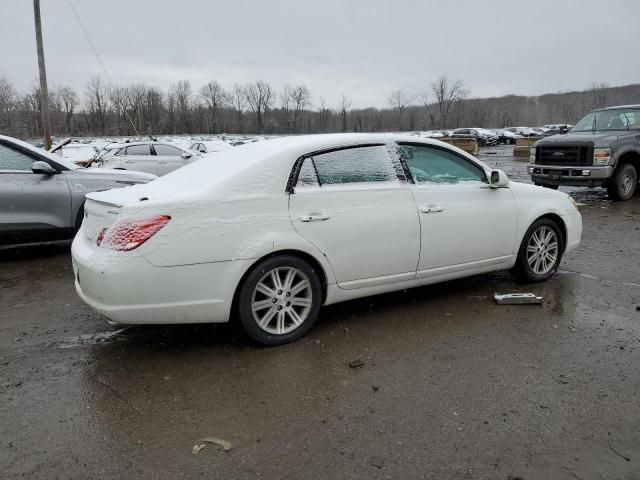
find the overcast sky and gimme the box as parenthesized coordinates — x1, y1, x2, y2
(1, 0, 638, 108)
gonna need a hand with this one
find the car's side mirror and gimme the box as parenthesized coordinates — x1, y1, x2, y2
(490, 169, 509, 188)
(181, 152, 192, 159)
(32, 160, 56, 175)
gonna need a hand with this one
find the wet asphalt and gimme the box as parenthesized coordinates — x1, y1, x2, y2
(1, 146, 639, 480)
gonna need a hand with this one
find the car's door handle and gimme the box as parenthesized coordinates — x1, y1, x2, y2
(420, 205, 444, 213)
(124, 160, 134, 164)
(299, 214, 330, 222)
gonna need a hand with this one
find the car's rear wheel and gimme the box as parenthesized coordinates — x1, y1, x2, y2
(607, 163, 637, 201)
(237, 255, 322, 346)
(511, 218, 564, 283)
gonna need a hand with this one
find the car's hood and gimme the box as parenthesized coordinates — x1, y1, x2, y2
(536, 131, 627, 147)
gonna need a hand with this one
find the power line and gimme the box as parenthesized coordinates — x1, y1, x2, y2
(67, 0, 140, 136)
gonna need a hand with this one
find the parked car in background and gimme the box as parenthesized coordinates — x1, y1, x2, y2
(188, 140, 233, 154)
(96, 141, 201, 176)
(529, 104, 640, 200)
(451, 128, 489, 146)
(50, 141, 99, 167)
(496, 129, 518, 145)
(72, 133, 581, 346)
(475, 128, 499, 146)
(0, 135, 156, 247)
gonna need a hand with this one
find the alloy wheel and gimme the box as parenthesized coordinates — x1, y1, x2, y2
(251, 267, 313, 335)
(526, 226, 559, 275)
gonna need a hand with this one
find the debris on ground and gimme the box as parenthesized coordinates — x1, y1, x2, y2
(609, 441, 631, 462)
(348, 359, 365, 369)
(372, 385, 379, 392)
(192, 444, 205, 454)
(569, 326, 577, 332)
(494, 293, 543, 305)
(194, 437, 232, 452)
(370, 456, 385, 469)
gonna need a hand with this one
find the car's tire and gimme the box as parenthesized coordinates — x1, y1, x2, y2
(237, 255, 323, 346)
(607, 163, 637, 201)
(511, 218, 564, 283)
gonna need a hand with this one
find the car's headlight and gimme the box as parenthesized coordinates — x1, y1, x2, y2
(593, 148, 611, 166)
(529, 147, 536, 163)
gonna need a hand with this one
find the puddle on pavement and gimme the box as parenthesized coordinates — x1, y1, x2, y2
(54, 328, 131, 348)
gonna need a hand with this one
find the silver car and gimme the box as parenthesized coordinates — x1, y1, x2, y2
(97, 141, 200, 176)
(0, 135, 156, 247)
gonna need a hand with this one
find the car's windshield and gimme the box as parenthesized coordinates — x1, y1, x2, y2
(572, 108, 640, 132)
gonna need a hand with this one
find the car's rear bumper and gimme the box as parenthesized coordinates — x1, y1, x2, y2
(71, 231, 250, 325)
(528, 165, 612, 186)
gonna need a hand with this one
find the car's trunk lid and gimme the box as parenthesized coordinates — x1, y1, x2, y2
(83, 198, 122, 244)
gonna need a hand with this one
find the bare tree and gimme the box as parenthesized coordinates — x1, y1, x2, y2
(0, 76, 17, 130)
(245, 80, 274, 133)
(429, 76, 467, 129)
(86, 76, 108, 134)
(55, 85, 78, 134)
(281, 84, 311, 133)
(590, 82, 610, 109)
(231, 84, 246, 133)
(388, 90, 415, 131)
(339, 94, 351, 132)
(169, 80, 192, 133)
(199, 81, 227, 134)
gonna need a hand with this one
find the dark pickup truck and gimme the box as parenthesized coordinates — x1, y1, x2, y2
(528, 105, 640, 200)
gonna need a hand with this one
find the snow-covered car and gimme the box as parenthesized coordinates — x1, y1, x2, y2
(96, 141, 201, 176)
(51, 142, 99, 167)
(72, 134, 582, 345)
(188, 140, 233, 154)
(0, 135, 156, 247)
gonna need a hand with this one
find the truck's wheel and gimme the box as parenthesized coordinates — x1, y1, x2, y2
(607, 163, 637, 201)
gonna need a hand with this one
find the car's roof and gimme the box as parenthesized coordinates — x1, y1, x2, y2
(593, 104, 640, 112)
(87, 133, 488, 207)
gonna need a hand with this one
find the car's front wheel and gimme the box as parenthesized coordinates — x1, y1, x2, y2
(237, 255, 322, 346)
(511, 218, 564, 283)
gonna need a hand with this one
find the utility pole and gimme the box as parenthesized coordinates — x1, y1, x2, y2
(33, 0, 51, 149)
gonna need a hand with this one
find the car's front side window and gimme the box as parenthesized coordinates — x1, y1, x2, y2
(125, 145, 150, 155)
(398, 144, 487, 185)
(0, 143, 36, 171)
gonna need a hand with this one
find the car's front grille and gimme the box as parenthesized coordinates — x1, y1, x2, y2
(536, 145, 593, 166)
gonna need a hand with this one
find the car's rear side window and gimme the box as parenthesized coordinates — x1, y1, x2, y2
(0, 143, 34, 171)
(308, 145, 403, 186)
(398, 144, 487, 185)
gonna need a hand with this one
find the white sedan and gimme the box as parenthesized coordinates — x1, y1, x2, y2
(72, 134, 582, 345)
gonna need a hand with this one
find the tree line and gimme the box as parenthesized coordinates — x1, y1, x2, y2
(1, 74, 639, 140)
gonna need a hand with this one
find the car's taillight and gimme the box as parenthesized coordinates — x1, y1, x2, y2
(99, 215, 170, 251)
(96, 228, 107, 246)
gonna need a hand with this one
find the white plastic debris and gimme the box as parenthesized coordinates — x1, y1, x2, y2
(494, 293, 543, 305)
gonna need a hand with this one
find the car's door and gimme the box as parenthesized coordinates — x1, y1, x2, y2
(0, 141, 72, 244)
(152, 144, 191, 175)
(119, 144, 157, 175)
(289, 144, 421, 290)
(398, 143, 518, 277)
